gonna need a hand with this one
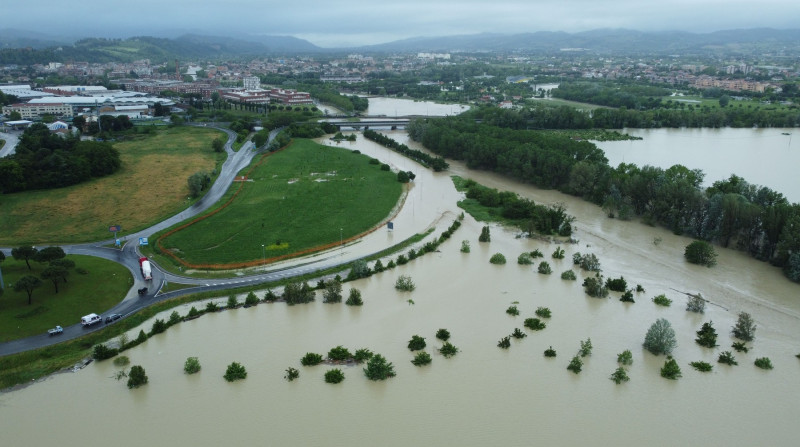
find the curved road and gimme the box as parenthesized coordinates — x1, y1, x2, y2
(0, 125, 382, 356)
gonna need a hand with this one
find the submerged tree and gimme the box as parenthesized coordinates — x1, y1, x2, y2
(732, 311, 756, 341)
(643, 318, 677, 355)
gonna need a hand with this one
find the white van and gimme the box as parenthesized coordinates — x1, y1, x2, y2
(81, 313, 101, 326)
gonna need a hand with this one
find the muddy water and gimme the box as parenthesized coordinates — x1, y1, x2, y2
(2, 132, 799, 446)
(597, 128, 800, 202)
(366, 97, 469, 117)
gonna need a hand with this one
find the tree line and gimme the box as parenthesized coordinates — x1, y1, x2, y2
(0, 123, 121, 193)
(408, 110, 800, 283)
(363, 129, 449, 171)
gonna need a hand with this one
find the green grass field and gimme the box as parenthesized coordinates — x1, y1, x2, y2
(0, 126, 225, 245)
(155, 139, 402, 267)
(0, 255, 132, 342)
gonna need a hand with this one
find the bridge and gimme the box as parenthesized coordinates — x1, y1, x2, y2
(316, 114, 442, 130)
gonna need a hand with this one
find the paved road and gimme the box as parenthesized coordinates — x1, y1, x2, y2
(0, 125, 373, 356)
(0, 129, 21, 157)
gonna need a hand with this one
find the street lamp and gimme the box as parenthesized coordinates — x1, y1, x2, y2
(340, 228, 343, 256)
(262, 244, 265, 267)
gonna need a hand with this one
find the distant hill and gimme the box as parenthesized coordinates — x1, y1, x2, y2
(0, 32, 321, 64)
(1, 28, 799, 64)
(354, 28, 800, 54)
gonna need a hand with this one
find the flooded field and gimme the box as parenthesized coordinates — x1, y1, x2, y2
(2, 131, 798, 447)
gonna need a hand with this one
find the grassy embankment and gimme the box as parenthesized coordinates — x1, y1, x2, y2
(0, 256, 132, 343)
(0, 126, 225, 245)
(148, 138, 403, 271)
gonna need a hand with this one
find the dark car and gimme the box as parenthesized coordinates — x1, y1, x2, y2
(138, 287, 148, 296)
(104, 313, 122, 324)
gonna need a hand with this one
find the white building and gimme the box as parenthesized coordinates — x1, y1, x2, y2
(243, 76, 261, 90)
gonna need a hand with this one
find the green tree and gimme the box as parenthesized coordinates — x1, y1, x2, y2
(732, 311, 756, 341)
(325, 369, 345, 384)
(14, 275, 42, 305)
(127, 365, 148, 388)
(345, 288, 363, 306)
(323, 278, 343, 303)
(364, 354, 396, 380)
(436, 328, 451, 341)
(12, 246, 38, 270)
(184, 357, 201, 374)
(660, 357, 682, 380)
(407, 335, 426, 351)
(224, 362, 247, 382)
(8, 110, 22, 120)
(40, 265, 68, 293)
(34, 246, 65, 265)
(684, 240, 717, 267)
(479, 226, 491, 242)
(212, 137, 224, 153)
(695, 321, 718, 348)
(643, 318, 677, 355)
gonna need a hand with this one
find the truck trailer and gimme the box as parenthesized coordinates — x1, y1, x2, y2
(139, 257, 152, 280)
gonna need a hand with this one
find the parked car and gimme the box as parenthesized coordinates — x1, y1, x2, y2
(138, 287, 148, 296)
(104, 313, 122, 324)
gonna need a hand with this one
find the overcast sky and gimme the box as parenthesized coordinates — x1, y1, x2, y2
(11, 0, 800, 47)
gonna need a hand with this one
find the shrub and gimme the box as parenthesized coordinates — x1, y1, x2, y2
(552, 247, 565, 259)
(373, 259, 385, 272)
(284, 367, 300, 381)
(113, 356, 130, 367)
(168, 311, 182, 325)
(695, 321, 718, 348)
(524, 318, 546, 331)
(617, 350, 633, 366)
(386, 260, 396, 269)
(461, 240, 471, 253)
(731, 342, 749, 353)
(395, 275, 416, 291)
(561, 270, 577, 280)
(301, 352, 324, 366)
(754, 357, 773, 370)
(150, 319, 167, 335)
(537, 261, 552, 274)
(411, 351, 432, 366)
(127, 365, 148, 389)
(517, 253, 533, 265)
(690, 361, 713, 372)
(497, 336, 511, 349)
(283, 281, 316, 305)
(582, 274, 609, 298)
(408, 335, 426, 351)
(93, 344, 118, 361)
(380, 163, 390, 171)
(686, 293, 706, 313)
(535, 307, 552, 318)
(652, 294, 672, 307)
(575, 253, 601, 271)
(567, 356, 583, 374)
(732, 311, 756, 341)
(620, 290, 635, 302)
(506, 305, 520, 316)
(436, 328, 451, 341)
(610, 367, 630, 384)
(136, 330, 147, 343)
(364, 354, 396, 380)
(227, 295, 239, 309)
(579, 338, 593, 357)
(660, 357, 682, 380)
(184, 357, 201, 374)
(345, 288, 363, 306)
(353, 348, 374, 363)
(479, 226, 491, 242)
(244, 292, 259, 306)
(205, 301, 219, 312)
(187, 306, 201, 318)
(348, 259, 370, 280)
(643, 318, 677, 355)
(684, 240, 717, 267)
(544, 346, 557, 357)
(325, 369, 345, 384)
(224, 362, 247, 382)
(263, 289, 279, 302)
(489, 253, 507, 265)
(327, 345, 352, 362)
(636, 284, 645, 293)
(439, 342, 459, 358)
(511, 328, 527, 339)
(605, 276, 627, 292)
(530, 249, 544, 258)
(718, 351, 738, 366)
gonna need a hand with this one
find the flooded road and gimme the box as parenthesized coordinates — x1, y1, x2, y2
(2, 131, 798, 446)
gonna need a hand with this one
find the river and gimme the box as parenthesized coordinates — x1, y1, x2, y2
(597, 127, 800, 203)
(2, 127, 798, 446)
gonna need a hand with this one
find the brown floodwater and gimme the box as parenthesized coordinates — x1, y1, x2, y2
(1, 131, 798, 447)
